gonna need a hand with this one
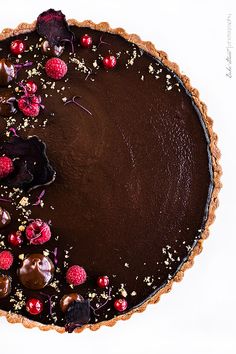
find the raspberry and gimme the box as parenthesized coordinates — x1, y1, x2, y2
(18, 95, 41, 117)
(66, 265, 87, 286)
(0, 250, 13, 270)
(26, 219, 51, 245)
(45, 58, 67, 80)
(0, 156, 14, 179)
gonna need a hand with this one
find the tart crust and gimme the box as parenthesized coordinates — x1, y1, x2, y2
(0, 19, 222, 333)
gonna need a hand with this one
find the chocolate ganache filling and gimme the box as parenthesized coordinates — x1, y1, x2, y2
(0, 10, 213, 330)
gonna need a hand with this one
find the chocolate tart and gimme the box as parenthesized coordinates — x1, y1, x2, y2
(0, 10, 221, 333)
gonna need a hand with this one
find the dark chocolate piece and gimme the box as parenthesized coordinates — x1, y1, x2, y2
(36, 9, 74, 48)
(0, 274, 11, 298)
(65, 300, 90, 333)
(18, 254, 54, 290)
(60, 293, 84, 312)
(0, 59, 15, 86)
(0, 206, 11, 228)
(1, 136, 56, 191)
(41, 39, 64, 57)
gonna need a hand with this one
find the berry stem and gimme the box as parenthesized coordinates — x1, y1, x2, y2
(53, 247, 58, 265)
(90, 287, 112, 316)
(40, 292, 56, 316)
(85, 67, 93, 81)
(64, 96, 92, 116)
(0, 197, 12, 203)
(97, 35, 111, 48)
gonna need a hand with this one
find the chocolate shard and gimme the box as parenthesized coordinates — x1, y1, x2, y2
(1, 135, 56, 191)
(65, 300, 90, 333)
(36, 9, 74, 48)
(3, 159, 33, 188)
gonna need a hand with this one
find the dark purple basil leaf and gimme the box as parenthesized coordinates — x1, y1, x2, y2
(1, 135, 56, 191)
(36, 9, 74, 47)
(65, 300, 90, 333)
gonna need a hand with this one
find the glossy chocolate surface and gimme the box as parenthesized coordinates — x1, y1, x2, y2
(18, 254, 54, 290)
(0, 207, 11, 228)
(0, 59, 15, 86)
(0, 27, 213, 326)
(60, 293, 84, 312)
(0, 274, 11, 298)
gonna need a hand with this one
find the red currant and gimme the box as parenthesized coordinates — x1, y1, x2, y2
(8, 231, 23, 247)
(97, 275, 109, 288)
(26, 298, 43, 315)
(103, 55, 117, 69)
(80, 34, 92, 48)
(10, 40, 26, 55)
(25, 81, 38, 94)
(114, 298, 128, 312)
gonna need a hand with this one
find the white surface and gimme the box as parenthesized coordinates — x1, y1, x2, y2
(0, 0, 235, 353)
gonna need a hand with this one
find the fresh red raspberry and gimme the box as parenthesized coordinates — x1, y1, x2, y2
(25, 219, 51, 245)
(0, 250, 13, 270)
(45, 58, 67, 80)
(18, 95, 41, 117)
(26, 298, 43, 315)
(66, 265, 87, 286)
(0, 156, 14, 179)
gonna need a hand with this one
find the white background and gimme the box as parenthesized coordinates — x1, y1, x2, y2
(0, 0, 235, 353)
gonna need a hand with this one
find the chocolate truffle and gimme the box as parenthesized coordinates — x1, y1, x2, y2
(0, 207, 11, 229)
(18, 253, 54, 290)
(0, 274, 11, 298)
(41, 39, 64, 57)
(0, 59, 15, 86)
(60, 293, 84, 312)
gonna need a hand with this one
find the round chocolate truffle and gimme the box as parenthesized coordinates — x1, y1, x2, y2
(0, 207, 11, 229)
(41, 40, 64, 57)
(18, 253, 54, 290)
(0, 59, 15, 86)
(0, 274, 11, 298)
(60, 293, 84, 312)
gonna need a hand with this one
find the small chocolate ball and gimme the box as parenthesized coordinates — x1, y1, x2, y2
(0, 207, 11, 229)
(41, 40, 64, 57)
(18, 253, 54, 290)
(0, 59, 15, 86)
(0, 90, 16, 116)
(60, 293, 84, 312)
(0, 274, 11, 298)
